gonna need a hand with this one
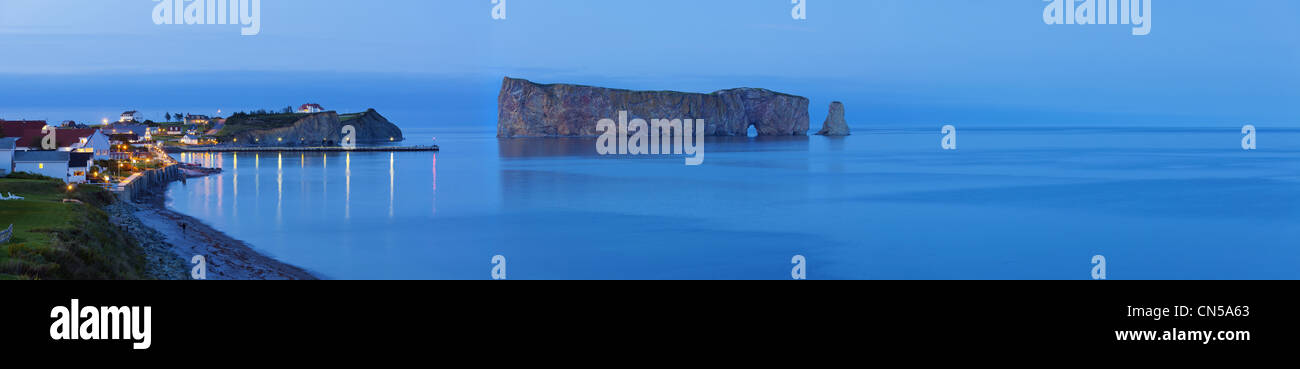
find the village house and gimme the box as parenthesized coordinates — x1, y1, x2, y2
(8, 128, 111, 159)
(299, 103, 325, 113)
(185, 114, 211, 125)
(159, 124, 185, 136)
(120, 110, 141, 123)
(180, 134, 200, 145)
(2, 120, 109, 181)
(1, 120, 49, 154)
(66, 152, 93, 183)
(104, 122, 151, 142)
(12, 151, 70, 180)
(108, 133, 139, 143)
(57, 129, 111, 159)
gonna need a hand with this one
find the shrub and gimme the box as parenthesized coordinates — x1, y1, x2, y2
(4, 172, 58, 181)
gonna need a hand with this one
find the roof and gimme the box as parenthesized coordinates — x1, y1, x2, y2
(69, 152, 93, 167)
(300, 103, 324, 109)
(108, 133, 139, 142)
(122, 111, 139, 115)
(15, 128, 97, 148)
(104, 123, 148, 136)
(0, 137, 16, 150)
(1, 120, 47, 138)
(13, 131, 39, 147)
(54, 129, 97, 147)
(13, 150, 71, 162)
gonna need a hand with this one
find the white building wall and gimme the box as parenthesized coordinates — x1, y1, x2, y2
(86, 131, 111, 159)
(13, 161, 69, 181)
(0, 150, 13, 176)
(66, 167, 87, 183)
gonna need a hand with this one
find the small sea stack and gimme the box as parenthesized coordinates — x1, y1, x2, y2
(816, 102, 851, 136)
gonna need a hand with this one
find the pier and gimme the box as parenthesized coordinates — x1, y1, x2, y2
(166, 145, 439, 153)
(105, 165, 185, 203)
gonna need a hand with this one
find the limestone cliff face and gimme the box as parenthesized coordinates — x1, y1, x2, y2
(497, 77, 810, 138)
(233, 109, 404, 145)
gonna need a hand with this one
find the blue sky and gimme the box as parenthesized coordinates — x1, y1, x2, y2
(1, 0, 1297, 127)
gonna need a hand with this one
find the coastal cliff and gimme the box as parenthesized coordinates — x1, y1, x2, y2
(219, 109, 404, 145)
(497, 77, 810, 138)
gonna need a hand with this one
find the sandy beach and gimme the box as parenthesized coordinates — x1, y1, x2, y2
(116, 191, 319, 280)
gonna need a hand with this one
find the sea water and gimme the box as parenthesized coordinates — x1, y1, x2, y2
(165, 126, 1300, 279)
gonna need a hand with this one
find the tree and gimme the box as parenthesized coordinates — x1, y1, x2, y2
(165, 112, 172, 122)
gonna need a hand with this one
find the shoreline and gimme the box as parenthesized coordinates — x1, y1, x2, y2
(121, 189, 320, 280)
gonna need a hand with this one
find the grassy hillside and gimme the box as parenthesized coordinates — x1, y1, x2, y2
(0, 177, 146, 280)
(216, 110, 379, 140)
(214, 112, 311, 139)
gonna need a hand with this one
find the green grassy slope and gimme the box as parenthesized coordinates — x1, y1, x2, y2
(0, 178, 146, 280)
(214, 113, 312, 139)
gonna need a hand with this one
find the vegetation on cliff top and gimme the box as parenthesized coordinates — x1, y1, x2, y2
(215, 109, 378, 140)
(0, 178, 147, 280)
(215, 112, 313, 139)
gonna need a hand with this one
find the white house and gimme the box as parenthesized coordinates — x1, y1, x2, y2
(180, 134, 200, 145)
(184, 115, 211, 125)
(105, 123, 151, 143)
(299, 103, 325, 113)
(120, 111, 141, 123)
(13, 151, 70, 181)
(48, 129, 111, 160)
(0, 138, 16, 176)
(158, 124, 184, 136)
(66, 152, 93, 184)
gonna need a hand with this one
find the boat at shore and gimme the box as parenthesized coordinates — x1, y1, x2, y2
(177, 163, 223, 178)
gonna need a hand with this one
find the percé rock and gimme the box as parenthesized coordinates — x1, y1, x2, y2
(816, 102, 851, 136)
(231, 109, 404, 145)
(497, 77, 810, 138)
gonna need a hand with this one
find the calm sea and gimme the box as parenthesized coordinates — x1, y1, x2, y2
(165, 126, 1300, 279)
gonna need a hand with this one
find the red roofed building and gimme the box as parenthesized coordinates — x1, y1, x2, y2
(10, 128, 111, 159)
(299, 103, 325, 113)
(0, 121, 49, 151)
(52, 129, 98, 148)
(0, 120, 48, 138)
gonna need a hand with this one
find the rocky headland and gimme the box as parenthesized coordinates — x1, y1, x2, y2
(497, 77, 810, 138)
(219, 109, 404, 146)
